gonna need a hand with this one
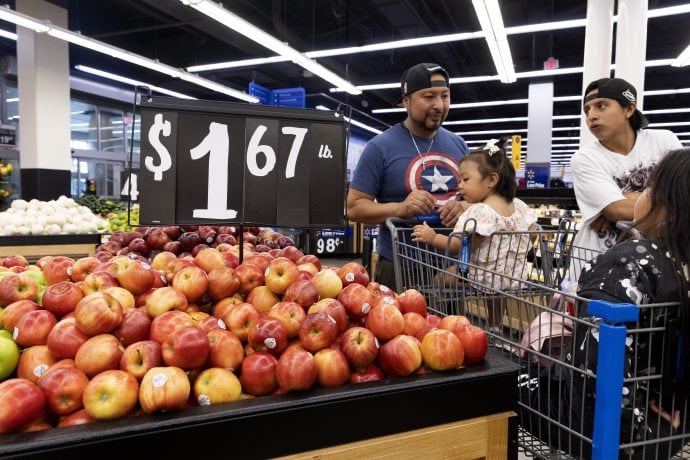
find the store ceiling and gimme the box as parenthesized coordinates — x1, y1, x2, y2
(3, 0, 690, 163)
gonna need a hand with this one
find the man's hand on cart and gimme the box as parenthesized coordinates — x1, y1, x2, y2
(396, 190, 436, 219)
(437, 199, 469, 227)
(411, 221, 437, 244)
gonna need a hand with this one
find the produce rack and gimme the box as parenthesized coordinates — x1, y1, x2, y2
(0, 350, 518, 460)
(0, 234, 102, 263)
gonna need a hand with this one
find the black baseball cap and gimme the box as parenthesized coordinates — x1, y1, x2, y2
(397, 63, 450, 105)
(583, 77, 638, 107)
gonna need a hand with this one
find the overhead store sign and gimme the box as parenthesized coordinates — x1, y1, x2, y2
(249, 82, 306, 108)
(137, 96, 347, 228)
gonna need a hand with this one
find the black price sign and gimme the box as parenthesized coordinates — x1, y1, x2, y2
(310, 227, 351, 255)
(137, 97, 347, 228)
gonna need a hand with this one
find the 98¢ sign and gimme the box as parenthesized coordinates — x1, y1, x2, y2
(137, 97, 347, 228)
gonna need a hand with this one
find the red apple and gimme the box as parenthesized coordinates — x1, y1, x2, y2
(235, 263, 265, 296)
(313, 348, 350, 387)
(149, 310, 195, 344)
(206, 329, 244, 372)
(195, 315, 224, 334)
(139, 366, 190, 413)
(298, 312, 339, 353)
(239, 351, 278, 396)
(213, 297, 241, 320)
(243, 254, 271, 273)
(350, 363, 384, 384)
(264, 257, 300, 295)
(42, 281, 84, 318)
(420, 329, 464, 371)
(378, 334, 423, 377)
(2, 254, 28, 268)
(74, 292, 123, 336)
(171, 265, 209, 303)
(402, 312, 428, 339)
(296, 254, 321, 271)
(206, 266, 240, 301)
(365, 303, 405, 342)
(337, 283, 373, 319)
(0, 378, 45, 433)
(397, 288, 429, 316)
(308, 298, 348, 333)
(145, 228, 172, 250)
(223, 302, 261, 343)
(69, 257, 101, 282)
(13, 309, 57, 347)
(103, 286, 136, 312)
(83, 370, 139, 420)
(222, 250, 240, 269)
(246, 285, 280, 314)
(438, 314, 471, 335)
(282, 279, 319, 309)
(276, 348, 317, 392)
(47, 316, 89, 359)
(0, 299, 39, 331)
(56, 408, 97, 427)
(248, 316, 288, 356)
(312, 269, 343, 299)
(42, 256, 75, 286)
(162, 325, 210, 370)
(367, 281, 396, 298)
(193, 248, 225, 273)
(113, 307, 152, 347)
(340, 326, 379, 368)
(427, 314, 442, 328)
(75, 333, 125, 378)
(337, 261, 370, 287)
(81, 271, 119, 296)
(150, 251, 178, 272)
(454, 325, 488, 365)
(161, 226, 182, 240)
(37, 366, 89, 416)
(371, 294, 401, 312)
(193, 367, 242, 406)
(0, 273, 39, 307)
(144, 286, 189, 317)
(17, 345, 57, 384)
(114, 259, 155, 295)
(268, 301, 306, 338)
(119, 340, 163, 380)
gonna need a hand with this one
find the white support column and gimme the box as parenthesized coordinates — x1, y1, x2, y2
(614, 0, 648, 110)
(525, 82, 553, 188)
(16, 0, 72, 199)
(579, 0, 615, 148)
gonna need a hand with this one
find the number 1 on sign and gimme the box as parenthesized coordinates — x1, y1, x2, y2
(189, 122, 238, 219)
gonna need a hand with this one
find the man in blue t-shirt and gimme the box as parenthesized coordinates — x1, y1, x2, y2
(347, 63, 469, 290)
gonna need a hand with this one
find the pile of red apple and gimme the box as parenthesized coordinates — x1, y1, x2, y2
(94, 225, 297, 263)
(0, 244, 487, 435)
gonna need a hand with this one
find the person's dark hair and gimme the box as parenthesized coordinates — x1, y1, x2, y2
(628, 110, 650, 131)
(637, 148, 690, 396)
(460, 136, 516, 201)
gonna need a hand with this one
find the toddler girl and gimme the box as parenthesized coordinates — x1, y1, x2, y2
(412, 137, 537, 327)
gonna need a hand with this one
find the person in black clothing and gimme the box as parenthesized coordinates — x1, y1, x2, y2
(522, 148, 690, 458)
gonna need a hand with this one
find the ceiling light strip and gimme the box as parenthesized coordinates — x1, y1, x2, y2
(179, 0, 360, 95)
(0, 6, 257, 102)
(75, 65, 196, 100)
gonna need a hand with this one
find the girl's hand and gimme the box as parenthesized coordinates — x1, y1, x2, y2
(649, 398, 681, 429)
(412, 222, 436, 244)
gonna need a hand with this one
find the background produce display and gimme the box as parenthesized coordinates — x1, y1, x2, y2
(0, 196, 109, 236)
(0, 230, 488, 434)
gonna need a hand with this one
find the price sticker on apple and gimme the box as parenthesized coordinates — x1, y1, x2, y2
(137, 97, 347, 228)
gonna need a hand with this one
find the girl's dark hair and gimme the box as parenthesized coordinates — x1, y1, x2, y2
(640, 148, 690, 396)
(461, 136, 516, 201)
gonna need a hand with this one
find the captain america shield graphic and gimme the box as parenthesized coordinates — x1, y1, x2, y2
(406, 153, 460, 206)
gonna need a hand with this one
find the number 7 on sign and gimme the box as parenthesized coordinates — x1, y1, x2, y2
(189, 122, 238, 219)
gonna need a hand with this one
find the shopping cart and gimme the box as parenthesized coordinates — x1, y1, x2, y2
(386, 217, 690, 459)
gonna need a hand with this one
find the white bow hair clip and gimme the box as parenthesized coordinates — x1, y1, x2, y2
(483, 139, 500, 156)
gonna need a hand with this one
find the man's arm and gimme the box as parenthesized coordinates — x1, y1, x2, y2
(591, 192, 641, 231)
(346, 188, 436, 225)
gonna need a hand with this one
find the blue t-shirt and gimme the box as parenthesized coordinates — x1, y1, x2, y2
(350, 123, 468, 261)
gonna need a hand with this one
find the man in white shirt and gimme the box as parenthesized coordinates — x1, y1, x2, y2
(570, 78, 682, 280)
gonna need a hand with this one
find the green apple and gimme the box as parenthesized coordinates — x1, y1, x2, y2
(0, 329, 11, 340)
(24, 270, 46, 287)
(0, 337, 20, 381)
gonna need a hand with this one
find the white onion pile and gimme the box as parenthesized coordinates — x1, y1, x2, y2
(0, 196, 109, 236)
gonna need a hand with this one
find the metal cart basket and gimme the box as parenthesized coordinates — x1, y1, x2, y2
(386, 217, 690, 459)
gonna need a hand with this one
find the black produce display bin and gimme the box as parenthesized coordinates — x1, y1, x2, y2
(0, 350, 519, 459)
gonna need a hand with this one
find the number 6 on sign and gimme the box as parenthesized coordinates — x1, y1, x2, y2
(189, 122, 238, 219)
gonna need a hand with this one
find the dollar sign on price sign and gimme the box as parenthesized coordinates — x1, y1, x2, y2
(145, 113, 173, 181)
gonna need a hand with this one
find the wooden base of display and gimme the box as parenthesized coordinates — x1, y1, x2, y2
(0, 234, 101, 262)
(280, 411, 515, 460)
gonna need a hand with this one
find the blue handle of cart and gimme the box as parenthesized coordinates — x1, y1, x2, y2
(414, 212, 441, 225)
(458, 233, 470, 271)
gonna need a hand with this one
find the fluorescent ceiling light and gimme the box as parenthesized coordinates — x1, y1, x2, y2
(75, 65, 196, 100)
(179, 0, 360, 95)
(472, 0, 516, 83)
(457, 128, 528, 136)
(315, 105, 383, 135)
(0, 6, 257, 102)
(188, 56, 287, 72)
(672, 44, 690, 67)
